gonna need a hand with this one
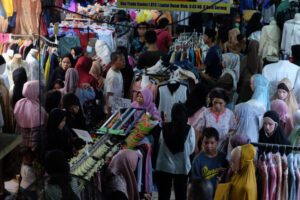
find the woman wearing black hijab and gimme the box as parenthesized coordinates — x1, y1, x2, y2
(62, 93, 86, 130)
(259, 110, 290, 145)
(45, 90, 62, 113)
(11, 67, 27, 107)
(155, 103, 195, 200)
(46, 109, 73, 158)
(246, 13, 262, 38)
(47, 54, 73, 90)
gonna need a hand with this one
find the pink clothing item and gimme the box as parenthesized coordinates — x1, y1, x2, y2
(14, 80, 47, 128)
(187, 107, 205, 129)
(258, 156, 269, 200)
(131, 80, 157, 102)
(273, 153, 282, 200)
(267, 153, 277, 200)
(131, 88, 161, 121)
(194, 107, 237, 146)
(271, 99, 294, 137)
(282, 155, 289, 200)
(155, 29, 172, 53)
(108, 149, 140, 200)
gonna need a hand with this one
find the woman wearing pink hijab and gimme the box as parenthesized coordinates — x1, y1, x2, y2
(271, 99, 294, 137)
(14, 80, 48, 151)
(131, 88, 161, 121)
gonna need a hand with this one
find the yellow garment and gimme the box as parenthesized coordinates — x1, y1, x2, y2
(243, 10, 256, 22)
(44, 54, 51, 84)
(230, 144, 257, 200)
(169, 51, 176, 63)
(214, 182, 231, 200)
(1, 0, 13, 18)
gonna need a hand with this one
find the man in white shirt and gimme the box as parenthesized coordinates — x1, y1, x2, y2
(104, 52, 125, 116)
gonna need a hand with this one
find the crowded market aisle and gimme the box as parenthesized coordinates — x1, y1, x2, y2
(2, 0, 300, 200)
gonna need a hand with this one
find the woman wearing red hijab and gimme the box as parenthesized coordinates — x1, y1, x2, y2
(74, 56, 98, 90)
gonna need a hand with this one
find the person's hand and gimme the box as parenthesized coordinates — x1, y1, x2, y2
(200, 72, 209, 80)
(81, 83, 91, 89)
(142, 194, 151, 200)
(199, 64, 206, 71)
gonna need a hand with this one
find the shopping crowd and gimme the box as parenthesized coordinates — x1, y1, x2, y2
(1, 8, 300, 200)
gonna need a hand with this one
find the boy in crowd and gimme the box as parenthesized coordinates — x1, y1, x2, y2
(191, 127, 228, 197)
(187, 179, 213, 200)
(104, 52, 125, 116)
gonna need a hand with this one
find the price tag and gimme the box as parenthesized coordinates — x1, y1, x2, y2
(72, 129, 93, 143)
(53, 23, 59, 35)
(109, 96, 131, 109)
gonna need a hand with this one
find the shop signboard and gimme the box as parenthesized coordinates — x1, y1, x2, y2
(117, 0, 230, 14)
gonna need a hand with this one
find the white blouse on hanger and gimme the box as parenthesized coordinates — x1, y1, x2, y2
(281, 19, 300, 56)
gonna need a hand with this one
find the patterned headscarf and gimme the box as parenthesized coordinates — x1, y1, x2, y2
(222, 53, 240, 90)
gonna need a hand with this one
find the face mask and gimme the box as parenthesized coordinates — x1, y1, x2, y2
(86, 45, 93, 53)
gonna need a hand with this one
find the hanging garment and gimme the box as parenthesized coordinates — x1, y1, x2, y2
(259, 20, 281, 59)
(26, 52, 45, 86)
(158, 84, 187, 122)
(58, 35, 81, 57)
(268, 152, 277, 200)
(294, 154, 300, 200)
(282, 155, 289, 200)
(274, 153, 282, 200)
(289, 153, 296, 200)
(281, 19, 300, 56)
(258, 156, 269, 200)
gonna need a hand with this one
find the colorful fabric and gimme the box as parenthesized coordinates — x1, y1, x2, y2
(124, 114, 153, 150)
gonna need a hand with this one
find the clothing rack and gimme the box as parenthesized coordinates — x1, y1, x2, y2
(9, 33, 58, 46)
(251, 142, 300, 151)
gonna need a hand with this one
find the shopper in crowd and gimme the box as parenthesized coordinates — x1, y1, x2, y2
(105, 149, 140, 200)
(116, 46, 134, 98)
(137, 30, 169, 69)
(75, 56, 98, 90)
(113, 10, 133, 52)
(289, 110, 300, 146)
(191, 127, 228, 198)
(199, 29, 223, 80)
(194, 88, 237, 152)
(273, 78, 298, 125)
(89, 60, 104, 89)
(10, 67, 27, 108)
(238, 40, 260, 102)
(70, 46, 84, 67)
(43, 150, 81, 200)
(218, 144, 257, 200)
(187, 179, 214, 200)
(104, 51, 125, 115)
(45, 89, 62, 114)
(259, 110, 290, 145)
(62, 93, 86, 130)
(61, 68, 95, 106)
(48, 54, 73, 90)
(46, 108, 73, 159)
(52, 79, 64, 90)
(292, 44, 300, 67)
(185, 82, 210, 153)
(246, 12, 262, 40)
(155, 18, 172, 53)
(156, 103, 195, 200)
(19, 147, 36, 191)
(130, 22, 149, 62)
(271, 99, 293, 137)
(201, 52, 240, 109)
(131, 88, 161, 121)
(14, 80, 48, 151)
(0, 77, 14, 133)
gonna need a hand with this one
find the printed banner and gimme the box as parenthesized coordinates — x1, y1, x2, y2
(118, 0, 230, 13)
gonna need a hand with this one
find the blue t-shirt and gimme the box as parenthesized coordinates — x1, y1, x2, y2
(191, 151, 228, 196)
(204, 45, 223, 79)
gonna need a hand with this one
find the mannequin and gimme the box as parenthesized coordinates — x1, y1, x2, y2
(281, 14, 300, 55)
(141, 75, 150, 88)
(29, 49, 38, 58)
(7, 54, 27, 89)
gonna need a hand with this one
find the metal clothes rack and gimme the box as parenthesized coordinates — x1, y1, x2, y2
(10, 33, 58, 46)
(251, 142, 300, 152)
